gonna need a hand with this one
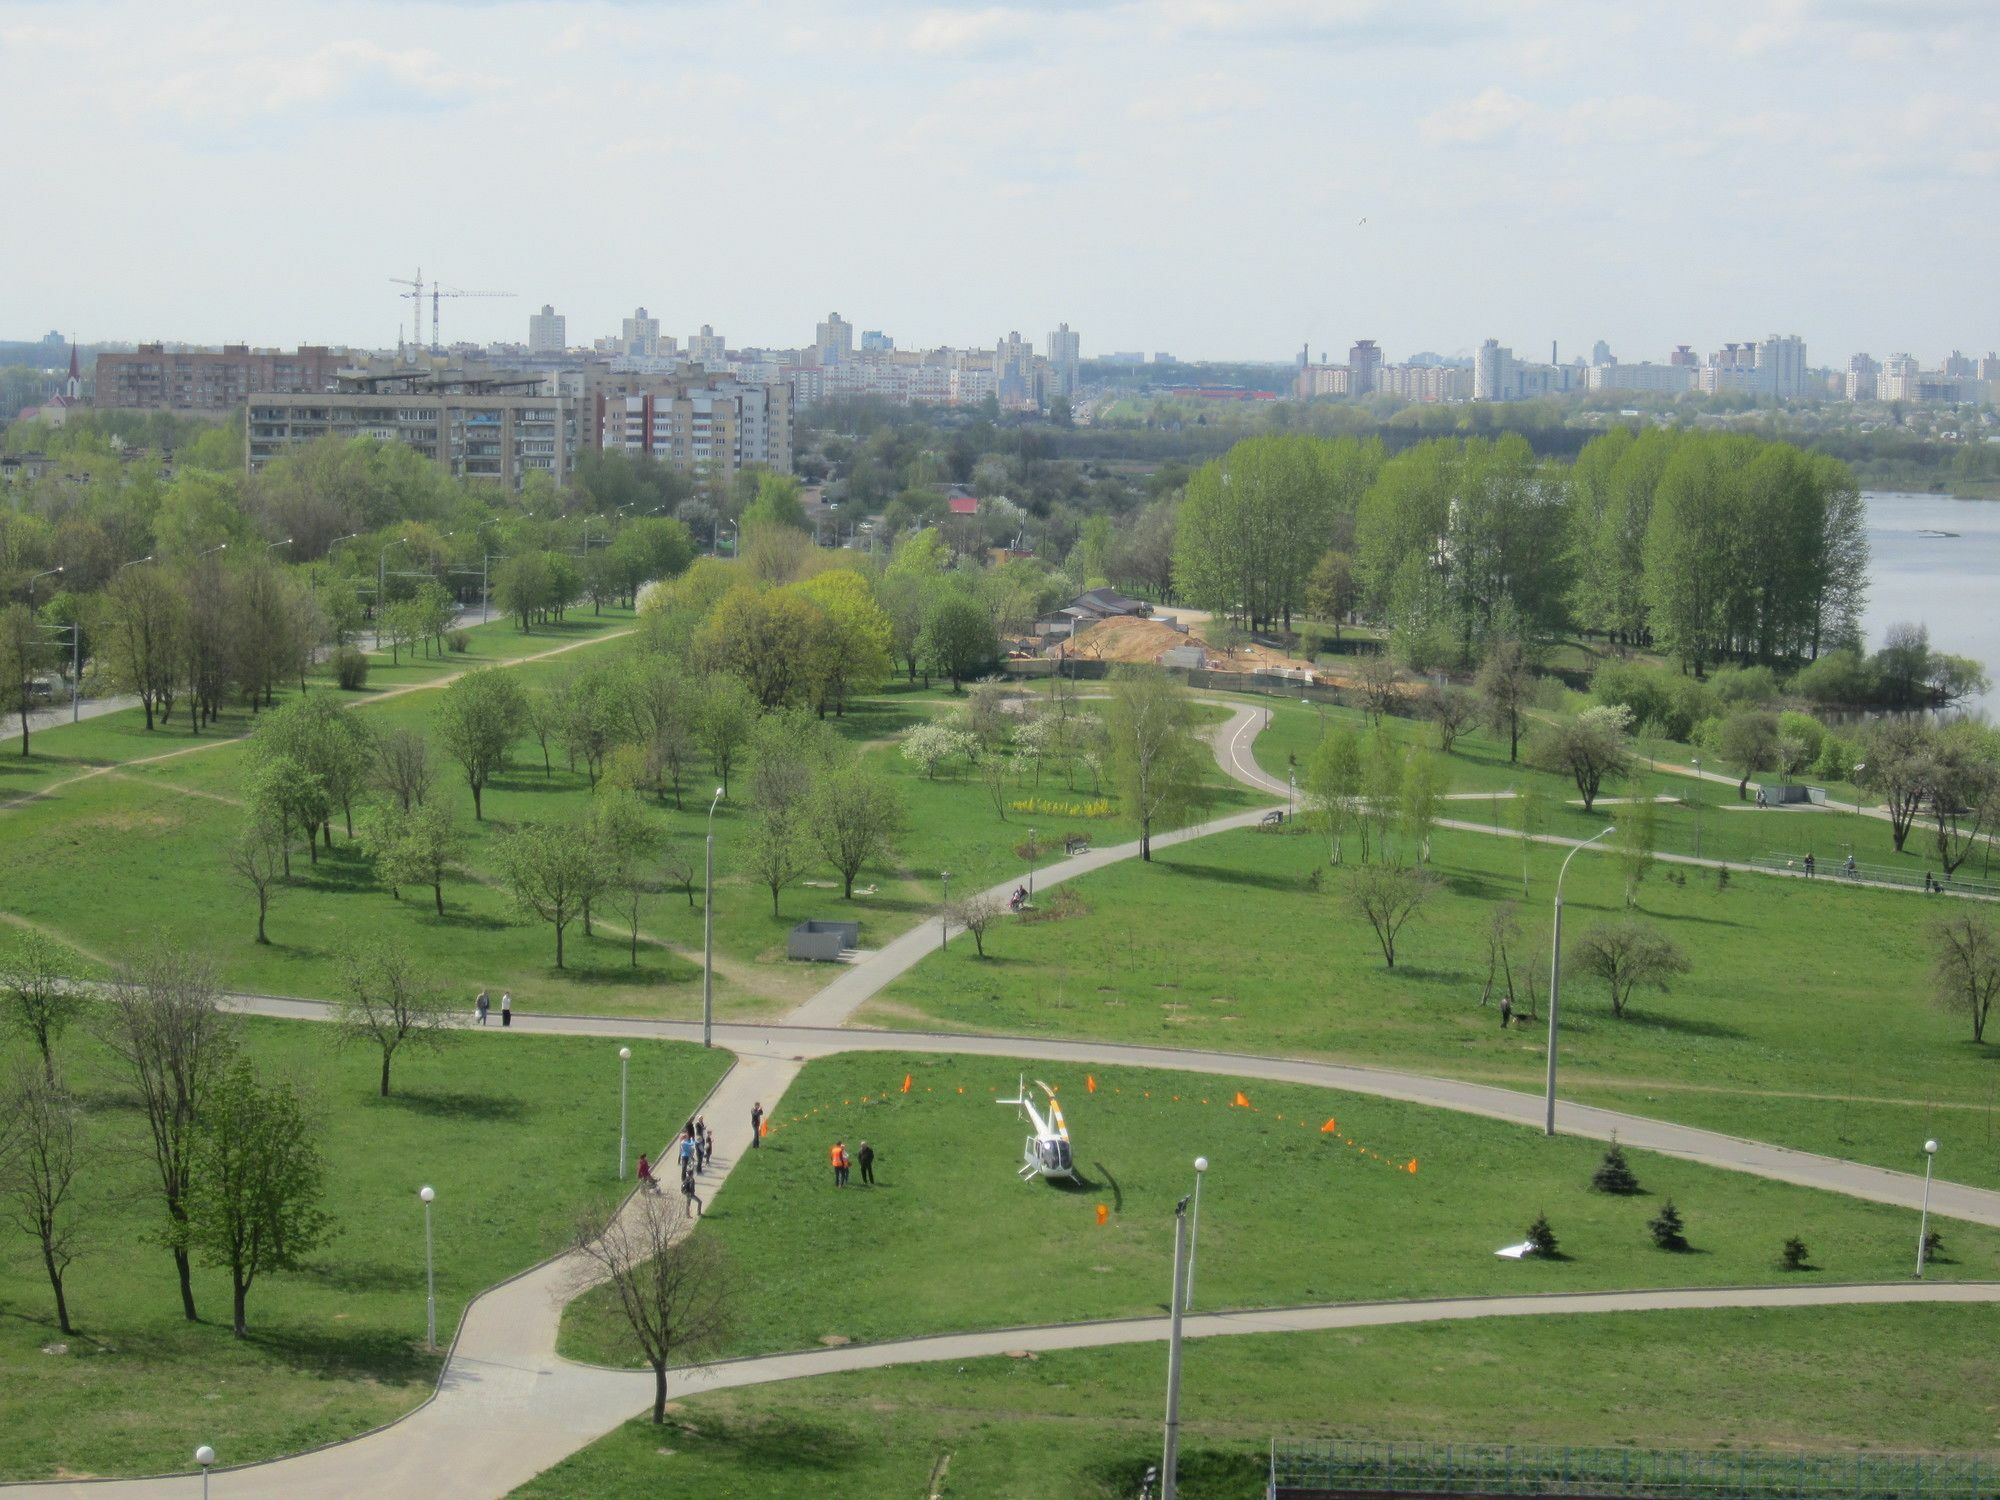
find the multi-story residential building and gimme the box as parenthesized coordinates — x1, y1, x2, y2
(815, 312, 853, 365)
(94, 344, 346, 411)
(1473, 339, 1513, 401)
(1046, 323, 1081, 398)
(1586, 362, 1696, 395)
(1591, 340, 1614, 367)
(1294, 364, 1350, 398)
(860, 330, 895, 353)
(995, 331, 1039, 408)
(528, 305, 566, 354)
(1347, 339, 1382, 396)
(1699, 335, 1806, 398)
(247, 375, 578, 489)
(1944, 351, 1978, 379)
(1981, 353, 2000, 382)
(1878, 354, 1920, 403)
(1669, 344, 1698, 368)
(1845, 353, 1880, 402)
(688, 325, 727, 364)
(594, 371, 793, 483)
(620, 308, 661, 358)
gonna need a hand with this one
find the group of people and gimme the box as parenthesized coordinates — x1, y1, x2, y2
(829, 1139, 876, 1187)
(637, 1115, 718, 1217)
(472, 989, 512, 1027)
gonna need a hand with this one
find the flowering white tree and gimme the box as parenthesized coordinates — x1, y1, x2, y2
(899, 721, 977, 780)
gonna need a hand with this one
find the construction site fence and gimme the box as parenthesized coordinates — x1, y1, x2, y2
(1000, 660, 1350, 705)
(1267, 1439, 1999, 1500)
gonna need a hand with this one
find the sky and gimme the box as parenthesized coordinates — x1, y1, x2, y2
(2, 0, 1996, 365)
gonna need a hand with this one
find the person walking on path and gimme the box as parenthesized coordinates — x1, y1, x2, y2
(751, 1102, 764, 1149)
(831, 1140, 848, 1187)
(858, 1140, 875, 1186)
(475, 989, 490, 1026)
(637, 1153, 655, 1193)
(1498, 993, 1512, 1030)
(500, 991, 513, 1028)
(680, 1167, 703, 1219)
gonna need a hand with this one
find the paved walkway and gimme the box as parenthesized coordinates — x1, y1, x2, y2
(11, 701, 1990, 1496)
(16, 1281, 1998, 1498)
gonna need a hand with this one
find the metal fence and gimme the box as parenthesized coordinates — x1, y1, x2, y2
(1269, 1440, 2000, 1500)
(1745, 854, 2000, 900)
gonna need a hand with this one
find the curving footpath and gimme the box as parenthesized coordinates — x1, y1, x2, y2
(12, 704, 1998, 1497)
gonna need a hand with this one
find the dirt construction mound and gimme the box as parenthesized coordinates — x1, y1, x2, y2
(1055, 616, 1317, 676)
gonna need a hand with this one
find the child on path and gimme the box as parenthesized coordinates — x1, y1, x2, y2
(637, 1153, 655, 1193)
(475, 989, 490, 1026)
(704, 1124, 716, 1165)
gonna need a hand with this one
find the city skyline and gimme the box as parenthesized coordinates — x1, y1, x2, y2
(3, 0, 1998, 360)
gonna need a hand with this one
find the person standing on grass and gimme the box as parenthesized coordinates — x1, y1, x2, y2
(500, 991, 512, 1028)
(751, 1101, 764, 1149)
(475, 989, 490, 1026)
(1499, 993, 1512, 1030)
(858, 1140, 875, 1186)
(831, 1140, 848, 1187)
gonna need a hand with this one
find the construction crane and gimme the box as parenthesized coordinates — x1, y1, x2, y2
(387, 269, 516, 353)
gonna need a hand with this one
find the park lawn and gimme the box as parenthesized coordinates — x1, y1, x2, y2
(0, 1017, 729, 1482)
(520, 1304, 2000, 1499)
(861, 825, 2000, 1189)
(557, 1053, 2000, 1368)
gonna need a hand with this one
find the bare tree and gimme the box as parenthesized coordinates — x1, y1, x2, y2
(1342, 864, 1440, 968)
(501, 821, 594, 966)
(1476, 637, 1532, 763)
(1573, 919, 1691, 1018)
(661, 839, 697, 908)
(1929, 912, 2000, 1044)
(1480, 902, 1522, 1011)
(372, 725, 434, 813)
(949, 891, 1001, 958)
(0, 928, 83, 1083)
(1353, 653, 1401, 726)
(333, 940, 457, 1097)
(568, 1196, 735, 1425)
(103, 947, 233, 1322)
(1420, 683, 1478, 753)
(228, 821, 287, 945)
(1, 1064, 84, 1334)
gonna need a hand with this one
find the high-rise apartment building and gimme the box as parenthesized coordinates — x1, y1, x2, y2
(1944, 351, 1977, 378)
(1347, 339, 1382, 396)
(1845, 353, 1880, 402)
(1981, 353, 2000, 382)
(1878, 354, 1920, 402)
(861, 330, 895, 353)
(815, 312, 853, 365)
(1758, 334, 1806, 399)
(620, 307, 661, 358)
(995, 331, 1039, 408)
(95, 344, 345, 411)
(688, 325, 726, 364)
(1591, 340, 1614, 367)
(1473, 339, 1513, 401)
(528, 305, 566, 354)
(594, 372, 793, 484)
(1046, 323, 1081, 398)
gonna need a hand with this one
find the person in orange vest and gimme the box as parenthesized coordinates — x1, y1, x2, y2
(830, 1140, 849, 1187)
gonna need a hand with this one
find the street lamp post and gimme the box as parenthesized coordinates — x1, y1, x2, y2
(940, 870, 951, 951)
(38, 621, 81, 724)
(1185, 1157, 1209, 1309)
(1287, 771, 1295, 821)
(703, 788, 723, 1048)
(194, 1445, 215, 1500)
(25, 565, 62, 605)
(418, 1185, 437, 1350)
(118, 554, 154, 572)
(1917, 1139, 1939, 1276)
(1160, 1192, 1193, 1500)
(1027, 828, 1038, 900)
(265, 537, 293, 555)
(1690, 758, 1703, 858)
(1545, 826, 1618, 1137)
(618, 1047, 632, 1179)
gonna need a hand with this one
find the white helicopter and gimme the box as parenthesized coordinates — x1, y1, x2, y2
(997, 1075, 1077, 1182)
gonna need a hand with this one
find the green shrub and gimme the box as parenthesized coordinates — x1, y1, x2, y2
(1526, 1212, 1559, 1257)
(1790, 648, 1876, 706)
(1780, 1236, 1811, 1271)
(1709, 665, 1779, 705)
(448, 629, 471, 654)
(1649, 1199, 1689, 1251)
(332, 647, 370, 691)
(1776, 710, 1826, 768)
(1591, 662, 1705, 739)
(1590, 1142, 1642, 1195)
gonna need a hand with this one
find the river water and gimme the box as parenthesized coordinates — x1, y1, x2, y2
(1861, 491, 2000, 718)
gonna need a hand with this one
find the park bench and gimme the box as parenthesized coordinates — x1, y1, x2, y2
(1064, 835, 1090, 856)
(1261, 810, 1286, 828)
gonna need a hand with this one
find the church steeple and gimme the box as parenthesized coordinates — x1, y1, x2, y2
(65, 339, 80, 400)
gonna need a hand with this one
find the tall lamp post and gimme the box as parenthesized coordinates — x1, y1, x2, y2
(940, 869, 951, 951)
(265, 536, 293, 555)
(703, 788, 723, 1048)
(194, 1445, 216, 1500)
(418, 1185, 437, 1351)
(1027, 827, 1038, 900)
(618, 1047, 632, 1179)
(1185, 1156, 1209, 1309)
(1545, 825, 1617, 1137)
(25, 565, 63, 605)
(1690, 757, 1703, 858)
(1917, 1139, 1939, 1277)
(1160, 1192, 1193, 1500)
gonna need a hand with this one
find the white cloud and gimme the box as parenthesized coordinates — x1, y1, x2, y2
(905, 7, 1039, 58)
(1419, 88, 1536, 147)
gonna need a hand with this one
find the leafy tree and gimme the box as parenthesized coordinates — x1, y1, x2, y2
(1780, 1236, 1811, 1271)
(435, 669, 524, 819)
(1476, 637, 1533, 763)
(742, 804, 810, 919)
(245, 753, 324, 873)
(1614, 796, 1659, 909)
(949, 891, 1001, 957)
(501, 821, 594, 967)
(369, 799, 464, 915)
(98, 563, 183, 731)
(917, 590, 997, 692)
(0, 929, 82, 1084)
(900, 720, 976, 780)
(185, 1061, 333, 1337)
(1303, 726, 1364, 864)
(1856, 717, 1937, 853)
(695, 584, 825, 709)
(1530, 707, 1632, 814)
(1926, 726, 1999, 878)
(228, 820, 287, 944)
(558, 662, 638, 789)
(796, 569, 893, 716)
(102, 946, 234, 1323)
(1714, 710, 1780, 802)
(740, 472, 809, 534)
(372, 724, 433, 813)
(812, 759, 903, 899)
(1342, 862, 1440, 968)
(332, 940, 456, 1096)
(1305, 548, 1358, 635)
(697, 673, 755, 796)
(495, 550, 553, 632)
(1397, 749, 1450, 866)
(1106, 668, 1206, 861)
(0, 602, 51, 757)
(0, 1066, 84, 1335)
(1590, 1142, 1641, 1195)
(1928, 911, 2000, 1044)
(1573, 918, 1691, 1018)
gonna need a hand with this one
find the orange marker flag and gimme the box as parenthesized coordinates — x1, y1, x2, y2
(901, 1074, 912, 1094)
(1232, 1091, 1251, 1108)
(759, 1118, 769, 1138)
(1321, 1119, 1338, 1133)
(1095, 1204, 1109, 1225)
(1406, 1159, 1419, 1174)
(1086, 1075, 1097, 1093)
(957, 1086, 965, 1094)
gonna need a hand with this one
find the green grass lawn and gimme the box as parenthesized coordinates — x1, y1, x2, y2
(558, 1053, 2000, 1368)
(1, 675, 1256, 1021)
(519, 1303, 2000, 1499)
(865, 819, 2000, 1189)
(0, 1018, 728, 1482)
